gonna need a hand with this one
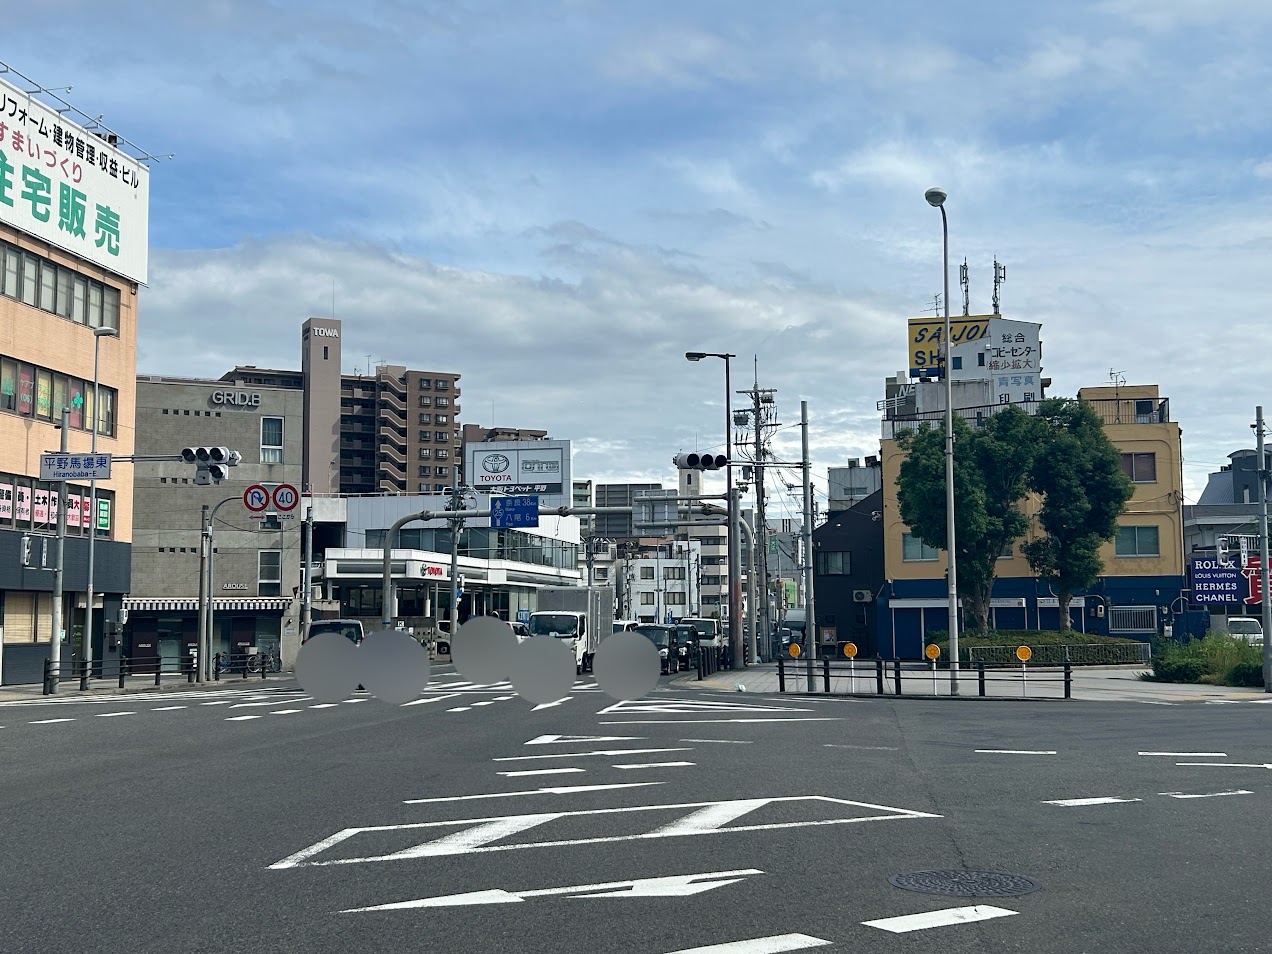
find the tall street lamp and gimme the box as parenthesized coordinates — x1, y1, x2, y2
(82, 323, 119, 676)
(685, 351, 742, 666)
(925, 187, 961, 694)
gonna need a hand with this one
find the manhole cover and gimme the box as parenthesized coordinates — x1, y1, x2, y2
(888, 870, 1042, 898)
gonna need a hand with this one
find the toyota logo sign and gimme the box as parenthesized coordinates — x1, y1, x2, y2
(483, 454, 511, 474)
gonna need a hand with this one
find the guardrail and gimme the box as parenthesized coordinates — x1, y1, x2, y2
(963, 643, 1150, 666)
(776, 656, 1073, 700)
(42, 651, 280, 694)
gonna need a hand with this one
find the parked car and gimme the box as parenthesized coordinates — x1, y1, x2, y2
(302, 619, 365, 645)
(613, 620, 641, 634)
(672, 623, 699, 670)
(635, 624, 681, 674)
(1225, 616, 1264, 645)
(509, 621, 530, 642)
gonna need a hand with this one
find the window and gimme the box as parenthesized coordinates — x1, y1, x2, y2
(952, 356, 962, 370)
(21, 254, 37, 306)
(418, 396, 431, 407)
(435, 397, 449, 408)
(1, 246, 18, 298)
(1120, 452, 1156, 483)
(816, 551, 850, 574)
(435, 449, 448, 460)
(434, 465, 449, 477)
(998, 541, 1013, 559)
(260, 417, 284, 463)
(71, 275, 87, 324)
(38, 262, 55, 312)
(1116, 525, 1160, 557)
(417, 377, 431, 390)
(593, 567, 608, 582)
(418, 482, 428, 492)
(88, 283, 104, 328)
(323, 346, 329, 360)
(902, 533, 940, 561)
(0, 358, 15, 412)
(434, 430, 448, 442)
(666, 592, 686, 606)
(435, 379, 449, 390)
(640, 566, 654, 579)
(418, 447, 431, 459)
(435, 414, 448, 425)
(434, 484, 445, 492)
(640, 592, 655, 605)
(35, 369, 52, 419)
(978, 352, 986, 367)
(419, 431, 431, 442)
(663, 566, 686, 580)
(98, 388, 115, 437)
(258, 550, 282, 596)
(418, 466, 428, 477)
(418, 413, 431, 425)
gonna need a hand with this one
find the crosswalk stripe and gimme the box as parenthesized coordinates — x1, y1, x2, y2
(862, 905, 1017, 933)
(661, 933, 832, 953)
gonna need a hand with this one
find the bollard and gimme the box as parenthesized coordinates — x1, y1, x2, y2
(931, 658, 938, 696)
(186, 656, 196, 684)
(42, 657, 53, 695)
(822, 656, 831, 694)
(261, 655, 268, 681)
(978, 660, 986, 697)
(80, 658, 89, 692)
(242, 655, 249, 680)
(155, 660, 162, 687)
(1064, 662, 1072, 700)
(778, 655, 786, 693)
(118, 656, 128, 690)
(893, 659, 902, 696)
(697, 648, 704, 681)
(875, 658, 884, 695)
(214, 654, 221, 682)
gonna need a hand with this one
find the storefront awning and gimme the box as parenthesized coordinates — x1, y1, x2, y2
(123, 598, 293, 613)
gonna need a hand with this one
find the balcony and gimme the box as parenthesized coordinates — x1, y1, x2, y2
(379, 443, 406, 466)
(379, 389, 406, 413)
(378, 475, 407, 493)
(881, 397, 1171, 439)
(379, 422, 407, 444)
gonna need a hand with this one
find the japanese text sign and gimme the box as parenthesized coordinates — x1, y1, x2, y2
(490, 495, 540, 529)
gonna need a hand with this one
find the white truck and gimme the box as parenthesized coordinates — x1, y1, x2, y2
(528, 585, 615, 674)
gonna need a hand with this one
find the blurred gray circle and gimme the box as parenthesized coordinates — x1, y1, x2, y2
(295, 632, 362, 703)
(594, 631, 660, 701)
(452, 616, 518, 684)
(360, 629, 431, 704)
(512, 635, 576, 705)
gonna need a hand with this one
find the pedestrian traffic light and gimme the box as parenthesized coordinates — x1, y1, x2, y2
(674, 452, 728, 470)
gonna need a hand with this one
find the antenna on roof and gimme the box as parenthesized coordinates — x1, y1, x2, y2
(921, 294, 942, 317)
(992, 258, 1007, 315)
(959, 258, 970, 315)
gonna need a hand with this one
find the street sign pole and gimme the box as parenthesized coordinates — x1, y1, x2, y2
(48, 407, 70, 692)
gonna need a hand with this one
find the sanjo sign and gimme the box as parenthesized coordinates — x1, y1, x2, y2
(0, 77, 149, 284)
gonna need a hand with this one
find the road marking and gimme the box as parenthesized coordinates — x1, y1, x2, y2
(340, 869, 764, 912)
(226, 715, 261, 721)
(400, 693, 462, 707)
(494, 695, 516, 701)
(975, 749, 1056, 755)
(824, 744, 899, 751)
(270, 709, 304, 715)
(526, 734, 643, 745)
(230, 700, 305, 709)
(270, 795, 942, 868)
(95, 711, 135, 718)
(1140, 752, 1227, 757)
(599, 699, 813, 715)
(1159, 790, 1252, 799)
(1042, 796, 1142, 806)
(309, 703, 340, 709)
(614, 761, 695, 770)
(403, 783, 665, 805)
(473, 701, 497, 707)
(532, 697, 573, 711)
(601, 718, 841, 725)
(448, 707, 472, 713)
(342, 699, 367, 704)
(683, 739, 753, 744)
(1138, 701, 1177, 705)
(29, 718, 75, 724)
(660, 933, 833, 954)
(200, 701, 234, 706)
(498, 768, 587, 778)
(494, 748, 692, 763)
(1176, 762, 1272, 769)
(863, 905, 1018, 933)
(151, 706, 187, 711)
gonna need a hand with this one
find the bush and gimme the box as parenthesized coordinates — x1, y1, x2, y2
(1149, 634, 1263, 684)
(1224, 661, 1265, 687)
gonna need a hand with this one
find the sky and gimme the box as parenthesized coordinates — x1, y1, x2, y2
(7, 0, 1272, 521)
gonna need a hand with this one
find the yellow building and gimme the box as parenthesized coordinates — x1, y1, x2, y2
(879, 384, 1183, 654)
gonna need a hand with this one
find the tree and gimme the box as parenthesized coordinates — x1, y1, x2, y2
(896, 405, 1040, 635)
(1022, 398, 1135, 629)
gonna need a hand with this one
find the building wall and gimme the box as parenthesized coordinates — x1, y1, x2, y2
(301, 318, 341, 494)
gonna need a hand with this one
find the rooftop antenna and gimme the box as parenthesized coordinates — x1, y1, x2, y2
(992, 258, 1007, 315)
(959, 257, 970, 315)
(921, 293, 942, 317)
(1109, 368, 1126, 423)
(366, 354, 373, 376)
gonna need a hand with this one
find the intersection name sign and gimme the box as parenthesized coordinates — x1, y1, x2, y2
(41, 453, 111, 481)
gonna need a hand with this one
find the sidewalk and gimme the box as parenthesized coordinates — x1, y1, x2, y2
(0, 672, 295, 704)
(673, 661, 1272, 704)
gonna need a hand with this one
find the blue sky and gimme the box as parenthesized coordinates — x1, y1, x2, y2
(9, 0, 1272, 513)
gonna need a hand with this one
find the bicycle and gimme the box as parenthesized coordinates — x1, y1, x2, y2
(246, 649, 282, 674)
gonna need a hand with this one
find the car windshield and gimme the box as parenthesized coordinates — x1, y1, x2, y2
(306, 622, 363, 644)
(683, 619, 717, 637)
(1228, 618, 1262, 634)
(528, 614, 579, 637)
(636, 626, 671, 648)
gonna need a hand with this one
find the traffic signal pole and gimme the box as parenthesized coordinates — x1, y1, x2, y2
(48, 407, 70, 691)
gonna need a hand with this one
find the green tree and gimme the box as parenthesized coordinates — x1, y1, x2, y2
(896, 405, 1040, 634)
(1022, 398, 1135, 630)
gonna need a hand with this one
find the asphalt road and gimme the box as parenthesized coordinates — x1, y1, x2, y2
(1, 665, 1270, 953)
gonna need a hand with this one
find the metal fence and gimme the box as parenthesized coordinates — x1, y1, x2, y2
(776, 656, 1073, 699)
(964, 643, 1151, 666)
(42, 651, 279, 694)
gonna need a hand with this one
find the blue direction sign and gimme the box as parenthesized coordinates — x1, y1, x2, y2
(490, 495, 540, 529)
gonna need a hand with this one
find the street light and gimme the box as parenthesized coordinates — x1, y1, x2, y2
(925, 186, 961, 694)
(684, 350, 743, 667)
(82, 324, 119, 677)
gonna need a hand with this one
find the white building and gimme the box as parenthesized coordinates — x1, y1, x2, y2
(614, 539, 702, 624)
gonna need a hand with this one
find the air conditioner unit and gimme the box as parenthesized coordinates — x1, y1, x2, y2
(852, 589, 872, 603)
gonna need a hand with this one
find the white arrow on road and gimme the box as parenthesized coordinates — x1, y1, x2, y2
(340, 869, 763, 912)
(525, 734, 643, 745)
(1175, 762, 1272, 769)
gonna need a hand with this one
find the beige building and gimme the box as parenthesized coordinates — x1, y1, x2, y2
(0, 223, 137, 683)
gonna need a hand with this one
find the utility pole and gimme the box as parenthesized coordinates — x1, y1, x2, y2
(447, 469, 463, 637)
(49, 406, 70, 689)
(196, 504, 208, 682)
(801, 400, 817, 691)
(739, 365, 777, 660)
(1257, 406, 1271, 693)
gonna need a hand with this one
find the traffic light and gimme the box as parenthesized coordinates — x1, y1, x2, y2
(182, 447, 234, 485)
(674, 452, 728, 470)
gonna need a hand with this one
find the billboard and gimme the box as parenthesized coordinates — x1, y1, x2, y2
(907, 315, 991, 376)
(466, 440, 571, 508)
(0, 77, 149, 284)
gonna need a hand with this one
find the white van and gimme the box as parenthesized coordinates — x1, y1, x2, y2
(1225, 617, 1264, 645)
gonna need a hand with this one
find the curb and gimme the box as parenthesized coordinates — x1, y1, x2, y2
(0, 676, 300, 703)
